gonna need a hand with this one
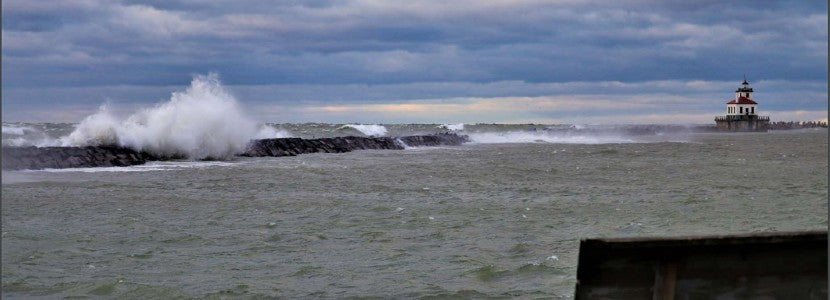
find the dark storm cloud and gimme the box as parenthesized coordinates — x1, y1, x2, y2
(1, 0, 826, 122)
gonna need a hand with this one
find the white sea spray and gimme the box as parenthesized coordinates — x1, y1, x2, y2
(339, 124, 388, 136)
(440, 123, 465, 131)
(467, 131, 634, 144)
(59, 73, 266, 159)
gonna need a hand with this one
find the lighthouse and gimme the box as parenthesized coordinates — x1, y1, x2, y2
(714, 78, 770, 131)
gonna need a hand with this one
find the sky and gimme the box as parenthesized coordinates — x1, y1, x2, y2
(2, 0, 827, 124)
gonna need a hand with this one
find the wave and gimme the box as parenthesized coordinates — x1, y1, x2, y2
(254, 125, 293, 139)
(468, 131, 635, 144)
(2, 124, 65, 147)
(28, 161, 239, 173)
(337, 124, 388, 136)
(439, 123, 465, 131)
(4, 137, 63, 147)
(2, 125, 34, 136)
(2, 137, 27, 147)
(59, 73, 267, 159)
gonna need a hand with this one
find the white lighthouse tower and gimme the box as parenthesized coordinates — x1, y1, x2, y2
(725, 79, 757, 116)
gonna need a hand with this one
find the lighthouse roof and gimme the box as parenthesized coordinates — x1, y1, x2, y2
(727, 96, 757, 105)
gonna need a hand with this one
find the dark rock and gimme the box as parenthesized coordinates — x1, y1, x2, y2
(1, 145, 155, 170)
(238, 134, 468, 157)
(398, 133, 468, 147)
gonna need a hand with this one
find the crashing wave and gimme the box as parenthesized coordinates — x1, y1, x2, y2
(338, 124, 388, 136)
(439, 123, 465, 131)
(59, 73, 271, 159)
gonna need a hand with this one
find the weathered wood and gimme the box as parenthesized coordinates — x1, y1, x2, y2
(575, 231, 827, 300)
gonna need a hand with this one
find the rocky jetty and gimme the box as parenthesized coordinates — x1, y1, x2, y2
(242, 133, 468, 157)
(242, 136, 399, 157)
(398, 134, 468, 147)
(1, 146, 154, 171)
(1, 133, 469, 170)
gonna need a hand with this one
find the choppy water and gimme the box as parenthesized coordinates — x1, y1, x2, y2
(2, 125, 827, 299)
(2, 122, 694, 147)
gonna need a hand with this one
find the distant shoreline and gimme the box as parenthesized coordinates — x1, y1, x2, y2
(766, 121, 828, 130)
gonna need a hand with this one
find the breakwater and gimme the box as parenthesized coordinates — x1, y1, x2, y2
(1, 146, 155, 171)
(1, 133, 469, 170)
(242, 133, 468, 157)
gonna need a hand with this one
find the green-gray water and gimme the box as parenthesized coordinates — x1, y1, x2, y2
(2, 126, 827, 298)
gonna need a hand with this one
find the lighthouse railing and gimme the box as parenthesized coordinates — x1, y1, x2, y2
(715, 115, 770, 122)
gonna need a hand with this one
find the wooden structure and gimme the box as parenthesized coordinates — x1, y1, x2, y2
(575, 231, 827, 299)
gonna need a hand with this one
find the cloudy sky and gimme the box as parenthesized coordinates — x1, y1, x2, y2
(2, 0, 827, 124)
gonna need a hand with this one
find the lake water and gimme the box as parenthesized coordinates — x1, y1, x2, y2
(1, 125, 827, 298)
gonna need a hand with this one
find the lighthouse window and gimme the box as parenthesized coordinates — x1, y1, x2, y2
(751, 107, 754, 114)
(740, 107, 743, 114)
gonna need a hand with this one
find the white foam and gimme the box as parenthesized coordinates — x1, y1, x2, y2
(468, 131, 634, 144)
(59, 73, 262, 159)
(1, 125, 33, 135)
(60, 105, 121, 146)
(28, 161, 239, 173)
(440, 123, 465, 131)
(394, 138, 411, 149)
(2, 125, 64, 147)
(32, 166, 168, 173)
(2, 137, 29, 147)
(254, 125, 293, 139)
(3, 137, 63, 147)
(339, 124, 388, 136)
